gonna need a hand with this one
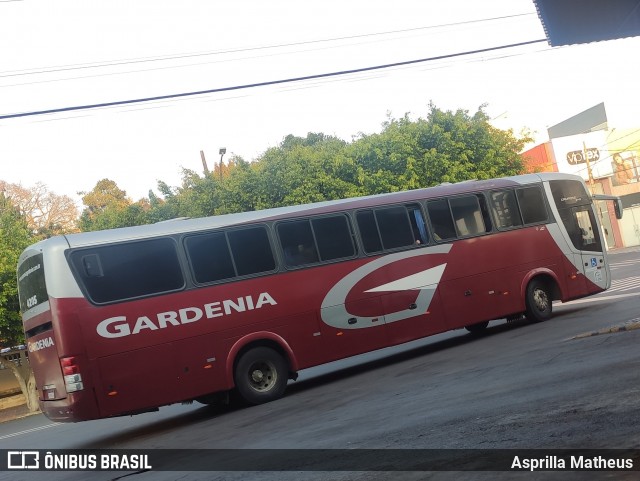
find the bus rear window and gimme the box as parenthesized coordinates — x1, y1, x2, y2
(69, 238, 184, 304)
(18, 253, 49, 313)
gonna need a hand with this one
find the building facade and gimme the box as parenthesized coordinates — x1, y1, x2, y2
(522, 128, 640, 249)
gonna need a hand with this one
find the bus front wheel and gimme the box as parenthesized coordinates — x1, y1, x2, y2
(234, 347, 288, 405)
(525, 279, 552, 323)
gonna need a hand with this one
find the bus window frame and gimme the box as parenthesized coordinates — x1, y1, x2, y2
(489, 188, 524, 232)
(67, 236, 187, 306)
(276, 212, 358, 270)
(425, 192, 493, 243)
(354, 202, 429, 256)
(514, 184, 550, 226)
(183, 223, 279, 287)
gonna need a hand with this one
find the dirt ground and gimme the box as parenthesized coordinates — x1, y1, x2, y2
(0, 393, 37, 423)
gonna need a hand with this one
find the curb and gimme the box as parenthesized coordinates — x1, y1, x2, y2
(570, 317, 640, 340)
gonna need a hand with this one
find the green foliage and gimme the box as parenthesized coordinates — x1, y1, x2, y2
(78, 178, 153, 231)
(350, 105, 528, 192)
(0, 194, 33, 345)
(78, 104, 530, 230)
(251, 133, 361, 208)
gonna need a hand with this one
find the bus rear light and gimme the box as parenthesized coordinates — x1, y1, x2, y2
(61, 357, 84, 393)
(61, 356, 80, 375)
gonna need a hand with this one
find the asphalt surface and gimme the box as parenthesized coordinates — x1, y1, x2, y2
(1, 247, 640, 480)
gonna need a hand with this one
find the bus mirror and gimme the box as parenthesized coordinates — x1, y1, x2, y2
(614, 199, 623, 219)
(592, 194, 623, 220)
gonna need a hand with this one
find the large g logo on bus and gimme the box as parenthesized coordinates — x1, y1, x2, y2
(97, 316, 131, 338)
(320, 245, 452, 330)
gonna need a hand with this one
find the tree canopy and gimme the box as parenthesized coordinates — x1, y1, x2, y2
(0, 194, 33, 345)
(78, 104, 529, 229)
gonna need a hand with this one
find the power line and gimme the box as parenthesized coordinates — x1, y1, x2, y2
(0, 13, 535, 79)
(0, 39, 546, 120)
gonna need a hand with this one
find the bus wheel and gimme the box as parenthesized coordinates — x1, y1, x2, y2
(465, 321, 489, 333)
(525, 279, 552, 323)
(234, 347, 288, 405)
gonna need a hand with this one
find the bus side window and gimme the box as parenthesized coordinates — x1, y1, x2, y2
(426, 199, 456, 241)
(71, 238, 184, 304)
(227, 226, 276, 276)
(356, 205, 426, 253)
(449, 195, 487, 237)
(516, 186, 548, 224)
(375, 206, 415, 250)
(278, 220, 320, 267)
(311, 215, 356, 261)
(186, 232, 236, 283)
(356, 210, 383, 254)
(490, 190, 523, 229)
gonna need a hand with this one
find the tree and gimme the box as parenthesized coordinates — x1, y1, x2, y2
(250, 133, 362, 208)
(124, 103, 531, 224)
(78, 179, 151, 231)
(0, 193, 40, 411)
(0, 193, 33, 346)
(349, 104, 529, 194)
(0, 181, 79, 235)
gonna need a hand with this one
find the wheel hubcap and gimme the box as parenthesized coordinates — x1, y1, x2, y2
(533, 288, 549, 311)
(248, 361, 277, 392)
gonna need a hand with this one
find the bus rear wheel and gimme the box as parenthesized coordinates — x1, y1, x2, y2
(234, 347, 288, 405)
(525, 279, 552, 323)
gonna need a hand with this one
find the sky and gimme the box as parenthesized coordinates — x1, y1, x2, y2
(2, 0, 640, 205)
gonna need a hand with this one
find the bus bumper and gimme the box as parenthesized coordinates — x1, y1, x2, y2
(39, 391, 100, 422)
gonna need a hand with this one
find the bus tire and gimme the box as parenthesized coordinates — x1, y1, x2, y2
(525, 278, 552, 323)
(234, 347, 288, 405)
(465, 321, 489, 333)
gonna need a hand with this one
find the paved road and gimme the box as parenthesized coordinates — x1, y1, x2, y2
(2, 248, 640, 480)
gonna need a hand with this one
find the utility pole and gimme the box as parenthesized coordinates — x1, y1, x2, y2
(583, 141, 595, 192)
(200, 150, 210, 175)
(219, 148, 227, 181)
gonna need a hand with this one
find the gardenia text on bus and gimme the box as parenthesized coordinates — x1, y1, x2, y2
(96, 292, 277, 338)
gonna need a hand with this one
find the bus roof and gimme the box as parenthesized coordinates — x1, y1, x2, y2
(61, 172, 579, 248)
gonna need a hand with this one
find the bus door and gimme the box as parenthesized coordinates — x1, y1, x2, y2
(574, 206, 608, 292)
(561, 205, 609, 293)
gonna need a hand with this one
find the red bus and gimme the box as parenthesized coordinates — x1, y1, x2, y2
(17, 173, 621, 422)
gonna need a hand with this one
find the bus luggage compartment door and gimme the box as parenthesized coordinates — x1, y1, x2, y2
(320, 297, 388, 361)
(96, 344, 178, 416)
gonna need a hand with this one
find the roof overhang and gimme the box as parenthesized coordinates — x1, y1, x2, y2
(534, 0, 640, 46)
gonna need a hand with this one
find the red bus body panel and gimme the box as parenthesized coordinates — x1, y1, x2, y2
(30, 225, 603, 422)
